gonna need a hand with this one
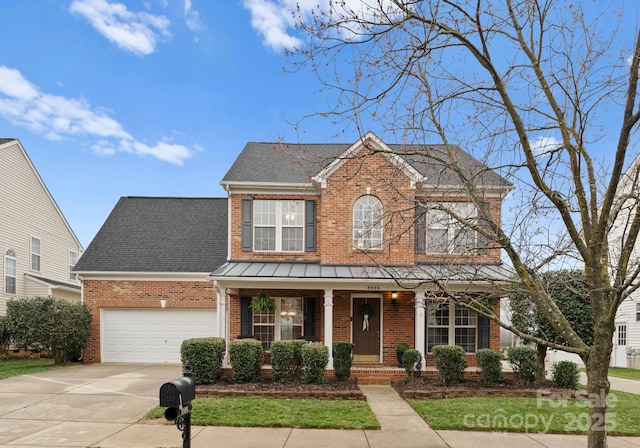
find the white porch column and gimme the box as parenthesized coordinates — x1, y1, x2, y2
(216, 284, 228, 367)
(324, 288, 334, 369)
(415, 292, 426, 370)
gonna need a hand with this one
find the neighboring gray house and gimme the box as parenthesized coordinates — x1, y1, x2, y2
(0, 139, 83, 314)
(73, 197, 228, 363)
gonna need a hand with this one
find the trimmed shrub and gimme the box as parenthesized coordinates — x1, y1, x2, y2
(301, 343, 329, 384)
(431, 345, 467, 385)
(229, 339, 263, 383)
(402, 349, 422, 382)
(552, 360, 579, 389)
(0, 315, 10, 352)
(270, 340, 305, 383)
(476, 349, 503, 386)
(507, 346, 539, 386)
(6, 297, 91, 364)
(332, 341, 354, 381)
(181, 337, 226, 384)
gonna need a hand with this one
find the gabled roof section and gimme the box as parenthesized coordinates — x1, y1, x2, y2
(25, 274, 81, 291)
(312, 131, 424, 188)
(73, 197, 228, 273)
(221, 132, 511, 193)
(0, 139, 83, 250)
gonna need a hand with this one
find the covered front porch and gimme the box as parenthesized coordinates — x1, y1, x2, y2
(211, 261, 510, 379)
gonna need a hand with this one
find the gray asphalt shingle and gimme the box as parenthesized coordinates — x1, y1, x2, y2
(74, 197, 227, 273)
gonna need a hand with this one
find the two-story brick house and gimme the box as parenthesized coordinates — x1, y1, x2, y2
(1, 139, 83, 314)
(212, 131, 512, 373)
(76, 132, 512, 375)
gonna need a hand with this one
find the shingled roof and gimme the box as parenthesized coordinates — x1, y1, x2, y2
(222, 137, 511, 188)
(74, 197, 228, 273)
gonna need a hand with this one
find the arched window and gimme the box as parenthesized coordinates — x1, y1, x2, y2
(5, 249, 16, 294)
(353, 195, 383, 250)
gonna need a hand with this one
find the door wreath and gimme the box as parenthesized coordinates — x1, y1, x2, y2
(358, 303, 375, 331)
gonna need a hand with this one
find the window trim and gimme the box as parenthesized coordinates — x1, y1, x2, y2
(425, 202, 478, 254)
(426, 300, 478, 353)
(252, 296, 305, 350)
(253, 200, 305, 252)
(4, 249, 16, 295)
(69, 250, 78, 281)
(30, 236, 41, 271)
(352, 195, 383, 250)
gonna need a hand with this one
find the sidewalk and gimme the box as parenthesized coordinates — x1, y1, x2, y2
(94, 385, 640, 448)
(580, 372, 640, 395)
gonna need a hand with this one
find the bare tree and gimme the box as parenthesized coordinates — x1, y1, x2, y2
(288, 1, 640, 447)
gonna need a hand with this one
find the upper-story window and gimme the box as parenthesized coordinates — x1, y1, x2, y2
(5, 249, 16, 294)
(353, 195, 383, 250)
(69, 250, 78, 281)
(426, 202, 477, 254)
(254, 200, 304, 252)
(31, 236, 41, 271)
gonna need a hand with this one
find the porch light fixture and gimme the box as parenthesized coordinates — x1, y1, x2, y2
(391, 291, 398, 308)
(160, 300, 167, 308)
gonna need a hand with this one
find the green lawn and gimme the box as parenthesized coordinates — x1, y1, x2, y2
(146, 397, 380, 429)
(608, 368, 640, 381)
(0, 358, 55, 380)
(407, 389, 640, 435)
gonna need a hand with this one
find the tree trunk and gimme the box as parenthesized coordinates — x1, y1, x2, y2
(585, 326, 613, 448)
(536, 344, 547, 381)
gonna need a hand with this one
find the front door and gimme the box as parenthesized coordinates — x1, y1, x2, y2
(352, 297, 381, 362)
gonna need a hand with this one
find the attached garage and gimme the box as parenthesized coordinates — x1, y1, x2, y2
(102, 309, 217, 363)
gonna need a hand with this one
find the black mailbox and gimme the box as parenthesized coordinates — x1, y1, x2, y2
(160, 376, 195, 408)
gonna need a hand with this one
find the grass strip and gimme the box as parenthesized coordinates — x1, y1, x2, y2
(0, 359, 55, 380)
(607, 368, 640, 381)
(146, 396, 380, 429)
(407, 389, 640, 435)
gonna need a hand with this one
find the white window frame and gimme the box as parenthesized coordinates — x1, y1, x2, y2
(425, 202, 477, 254)
(31, 236, 41, 271)
(253, 200, 305, 252)
(353, 195, 383, 250)
(426, 301, 478, 353)
(69, 250, 77, 281)
(618, 324, 627, 346)
(252, 297, 304, 350)
(5, 249, 16, 295)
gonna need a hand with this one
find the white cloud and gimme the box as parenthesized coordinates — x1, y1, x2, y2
(70, 0, 171, 56)
(184, 0, 203, 33)
(242, 0, 302, 51)
(0, 65, 196, 165)
(531, 136, 562, 155)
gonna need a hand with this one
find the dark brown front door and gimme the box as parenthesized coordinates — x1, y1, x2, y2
(352, 298, 381, 362)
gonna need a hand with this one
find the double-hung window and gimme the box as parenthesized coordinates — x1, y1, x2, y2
(4, 249, 16, 294)
(636, 303, 640, 322)
(353, 195, 383, 250)
(252, 297, 304, 350)
(254, 200, 304, 252)
(69, 250, 77, 280)
(426, 301, 477, 353)
(425, 203, 477, 254)
(618, 324, 627, 346)
(31, 237, 41, 271)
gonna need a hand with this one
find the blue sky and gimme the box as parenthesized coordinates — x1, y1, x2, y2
(0, 0, 359, 248)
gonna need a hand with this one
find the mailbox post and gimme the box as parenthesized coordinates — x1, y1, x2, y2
(159, 361, 195, 448)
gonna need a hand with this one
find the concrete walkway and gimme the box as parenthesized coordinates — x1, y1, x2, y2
(580, 372, 640, 395)
(2, 364, 640, 447)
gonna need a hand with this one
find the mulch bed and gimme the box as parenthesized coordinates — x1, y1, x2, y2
(196, 378, 365, 400)
(392, 377, 578, 399)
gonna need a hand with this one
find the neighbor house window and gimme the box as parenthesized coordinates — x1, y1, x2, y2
(253, 200, 304, 252)
(69, 250, 77, 280)
(353, 195, 383, 250)
(426, 301, 477, 352)
(31, 237, 40, 271)
(4, 249, 16, 294)
(636, 303, 640, 322)
(618, 324, 627, 346)
(252, 297, 303, 351)
(426, 202, 477, 254)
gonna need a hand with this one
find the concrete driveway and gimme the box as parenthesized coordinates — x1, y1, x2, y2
(0, 363, 182, 447)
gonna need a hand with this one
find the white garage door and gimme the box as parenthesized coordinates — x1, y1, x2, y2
(102, 309, 217, 363)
